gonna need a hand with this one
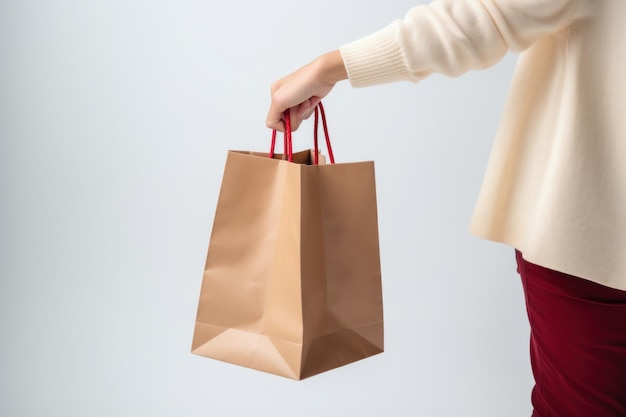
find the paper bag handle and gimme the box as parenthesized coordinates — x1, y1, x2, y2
(269, 101, 335, 164)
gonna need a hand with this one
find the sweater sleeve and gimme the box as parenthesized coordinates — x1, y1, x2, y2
(339, 0, 578, 87)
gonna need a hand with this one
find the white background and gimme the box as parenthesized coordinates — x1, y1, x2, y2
(1, 1, 533, 416)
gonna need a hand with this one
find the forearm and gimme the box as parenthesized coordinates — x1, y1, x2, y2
(340, 0, 578, 88)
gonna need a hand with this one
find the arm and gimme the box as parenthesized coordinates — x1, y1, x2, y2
(267, 0, 579, 131)
(341, 0, 579, 87)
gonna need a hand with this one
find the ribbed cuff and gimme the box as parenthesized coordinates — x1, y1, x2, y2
(339, 22, 413, 88)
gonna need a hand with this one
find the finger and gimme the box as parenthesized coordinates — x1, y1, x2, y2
(266, 118, 285, 132)
(288, 107, 304, 131)
(266, 103, 286, 131)
(266, 85, 290, 131)
(302, 108, 314, 121)
(302, 97, 322, 120)
(268, 100, 307, 132)
(267, 95, 320, 132)
(289, 99, 316, 131)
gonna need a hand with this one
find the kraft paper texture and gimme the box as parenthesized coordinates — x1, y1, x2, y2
(192, 149, 383, 380)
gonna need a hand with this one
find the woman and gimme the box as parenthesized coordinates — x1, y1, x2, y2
(266, 1, 626, 416)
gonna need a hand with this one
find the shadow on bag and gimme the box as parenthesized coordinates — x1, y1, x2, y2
(191, 103, 383, 379)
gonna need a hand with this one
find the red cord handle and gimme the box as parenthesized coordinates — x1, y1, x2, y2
(269, 101, 335, 164)
(269, 111, 292, 162)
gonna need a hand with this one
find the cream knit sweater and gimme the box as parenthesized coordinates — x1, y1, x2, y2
(340, 0, 626, 290)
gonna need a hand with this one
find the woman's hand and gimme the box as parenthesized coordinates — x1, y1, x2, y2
(266, 50, 348, 132)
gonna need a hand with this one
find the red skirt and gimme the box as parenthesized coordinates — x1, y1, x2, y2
(516, 250, 626, 417)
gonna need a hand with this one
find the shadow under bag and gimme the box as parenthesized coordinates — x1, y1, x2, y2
(191, 104, 384, 379)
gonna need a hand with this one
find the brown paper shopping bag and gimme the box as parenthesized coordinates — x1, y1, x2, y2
(191, 103, 383, 380)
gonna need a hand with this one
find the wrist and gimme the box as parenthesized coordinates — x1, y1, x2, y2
(317, 50, 348, 85)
